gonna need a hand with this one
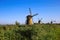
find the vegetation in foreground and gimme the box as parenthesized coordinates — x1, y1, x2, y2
(0, 24, 60, 40)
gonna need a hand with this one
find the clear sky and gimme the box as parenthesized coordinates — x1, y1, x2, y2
(0, 0, 60, 24)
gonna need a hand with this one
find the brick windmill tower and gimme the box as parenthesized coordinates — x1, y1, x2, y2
(26, 8, 38, 25)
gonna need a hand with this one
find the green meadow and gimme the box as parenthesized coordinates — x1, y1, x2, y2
(0, 24, 60, 40)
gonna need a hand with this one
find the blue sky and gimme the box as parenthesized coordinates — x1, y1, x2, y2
(0, 0, 60, 24)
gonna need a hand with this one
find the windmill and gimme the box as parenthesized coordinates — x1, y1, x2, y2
(50, 20, 56, 24)
(38, 18, 42, 24)
(26, 8, 38, 25)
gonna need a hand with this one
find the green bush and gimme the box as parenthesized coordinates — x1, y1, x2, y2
(0, 24, 60, 40)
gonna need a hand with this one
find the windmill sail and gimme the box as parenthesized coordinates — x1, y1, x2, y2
(32, 13, 38, 17)
(29, 8, 32, 15)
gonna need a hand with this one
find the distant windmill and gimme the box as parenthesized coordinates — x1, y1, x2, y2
(26, 8, 38, 25)
(38, 18, 42, 24)
(50, 20, 56, 24)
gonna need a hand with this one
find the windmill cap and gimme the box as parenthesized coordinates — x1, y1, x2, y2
(27, 15, 32, 17)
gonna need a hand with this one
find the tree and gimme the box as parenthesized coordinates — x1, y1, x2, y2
(15, 21, 20, 26)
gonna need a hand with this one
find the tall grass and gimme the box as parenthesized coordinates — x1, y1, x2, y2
(0, 24, 60, 40)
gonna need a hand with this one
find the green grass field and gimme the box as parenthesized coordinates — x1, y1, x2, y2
(0, 24, 60, 40)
